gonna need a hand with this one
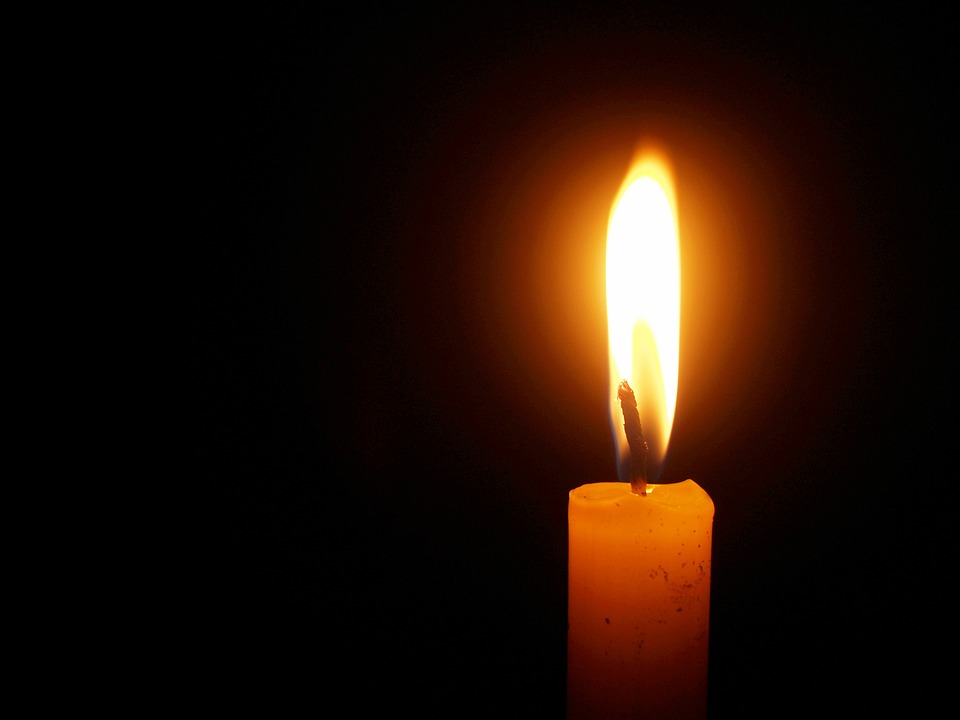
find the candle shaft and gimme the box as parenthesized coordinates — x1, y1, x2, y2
(567, 480, 714, 720)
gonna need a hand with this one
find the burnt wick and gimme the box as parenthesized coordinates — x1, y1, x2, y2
(617, 380, 648, 496)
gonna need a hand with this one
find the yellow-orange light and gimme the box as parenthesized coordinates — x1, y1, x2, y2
(606, 154, 680, 483)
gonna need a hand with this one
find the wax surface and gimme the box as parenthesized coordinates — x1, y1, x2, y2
(567, 480, 714, 720)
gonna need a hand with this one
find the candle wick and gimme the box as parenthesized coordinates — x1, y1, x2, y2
(617, 380, 648, 495)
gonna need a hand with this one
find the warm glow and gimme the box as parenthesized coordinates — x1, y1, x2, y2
(607, 153, 680, 483)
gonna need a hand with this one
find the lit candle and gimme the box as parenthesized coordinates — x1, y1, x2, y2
(567, 151, 715, 720)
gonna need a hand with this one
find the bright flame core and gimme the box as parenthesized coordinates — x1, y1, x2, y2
(607, 156, 680, 484)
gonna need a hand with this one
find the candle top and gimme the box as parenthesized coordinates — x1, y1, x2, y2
(569, 480, 713, 517)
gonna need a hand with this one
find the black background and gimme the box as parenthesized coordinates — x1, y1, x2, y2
(179, 4, 955, 716)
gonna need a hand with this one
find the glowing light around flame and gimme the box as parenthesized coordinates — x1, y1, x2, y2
(606, 155, 680, 484)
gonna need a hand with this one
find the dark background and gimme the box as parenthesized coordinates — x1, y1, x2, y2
(179, 4, 955, 716)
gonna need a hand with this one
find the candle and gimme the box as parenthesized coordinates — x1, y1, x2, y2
(567, 481, 714, 719)
(567, 150, 715, 719)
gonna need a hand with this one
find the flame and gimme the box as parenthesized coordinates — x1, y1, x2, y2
(606, 152, 680, 484)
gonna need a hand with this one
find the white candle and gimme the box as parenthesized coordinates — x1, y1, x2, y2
(567, 480, 714, 719)
(567, 150, 714, 719)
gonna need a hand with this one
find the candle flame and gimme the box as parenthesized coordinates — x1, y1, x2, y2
(606, 152, 680, 484)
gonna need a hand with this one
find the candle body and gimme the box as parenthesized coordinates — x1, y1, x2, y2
(567, 480, 714, 720)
